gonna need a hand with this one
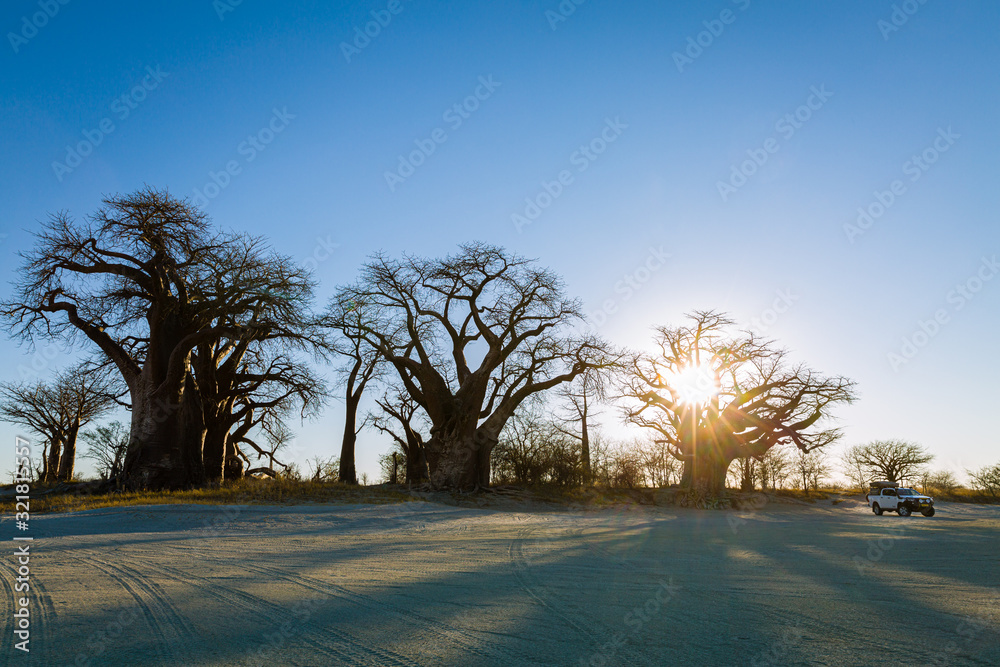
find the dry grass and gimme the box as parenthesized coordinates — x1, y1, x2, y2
(10, 480, 997, 516)
(12, 478, 414, 514)
(927, 486, 999, 504)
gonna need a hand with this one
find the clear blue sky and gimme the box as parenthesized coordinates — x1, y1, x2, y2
(1, 0, 998, 482)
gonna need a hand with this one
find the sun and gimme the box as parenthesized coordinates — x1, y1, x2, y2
(667, 364, 720, 405)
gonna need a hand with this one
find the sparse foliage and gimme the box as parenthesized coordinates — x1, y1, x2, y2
(551, 368, 608, 482)
(81, 421, 129, 480)
(0, 189, 319, 488)
(841, 446, 869, 491)
(844, 440, 933, 485)
(331, 243, 620, 490)
(491, 401, 581, 486)
(370, 386, 429, 483)
(793, 448, 831, 491)
(920, 469, 959, 496)
(968, 463, 1000, 498)
(306, 455, 340, 482)
(757, 447, 792, 490)
(323, 297, 383, 484)
(620, 311, 856, 494)
(0, 364, 118, 481)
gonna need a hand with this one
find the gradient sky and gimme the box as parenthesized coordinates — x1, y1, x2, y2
(1, 0, 998, 482)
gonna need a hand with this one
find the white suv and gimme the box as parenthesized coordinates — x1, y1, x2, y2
(867, 482, 935, 517)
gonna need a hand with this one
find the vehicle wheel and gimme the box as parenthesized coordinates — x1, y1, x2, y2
(898, 506, 911, 517)
(921, 507, 935, 517)
(872, 503, 882, 516)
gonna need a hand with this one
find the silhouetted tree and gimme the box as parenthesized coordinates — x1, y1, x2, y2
(323, 298, 382, 484)
(1, 189, 316, 489)
(371, 386, 429, 484)
(845, 440, 933, 484)
(189, 233, 322, 482)
(730, 455, 759, 492)
(81, 420, 129, 480)
(195, 344, 323, 482)
(968, 463, 1000, 498)
(491, 400, 580, 486)
(0, 365, 117, 481)
(331, 243, 619, 490)
(841, 445, 869, 491)
(244, 419, 293, 478)
(757, 447, 793, 491)
(793, 448, 831, 491)
(635, 436, 683, 487)
(552, 368, 607, 483)
(920, 469, 959, 496)
(621, 311, 856, 495)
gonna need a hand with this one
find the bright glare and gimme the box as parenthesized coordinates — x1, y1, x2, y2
(668, 364, 720, 405)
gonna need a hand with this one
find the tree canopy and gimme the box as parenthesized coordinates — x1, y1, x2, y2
(328, 243, 622, 489)
(844, 440, 933, 484)
(620, 311, 857, 494)
(1, 189, 321, 488)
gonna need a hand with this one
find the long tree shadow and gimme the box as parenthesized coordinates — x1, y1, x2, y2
(12, 502, 1000, 666)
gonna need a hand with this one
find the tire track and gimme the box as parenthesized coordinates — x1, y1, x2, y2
(236, 559, 541, 665)
(2, 557, 57, 665)
(142, 559, 420, 667)
(508, 525, 599, 642)
(28, 573, 58, 665)
(76, 554, 198, 665)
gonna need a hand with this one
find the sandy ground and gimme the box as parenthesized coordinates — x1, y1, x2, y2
(2, 496, 999, 666)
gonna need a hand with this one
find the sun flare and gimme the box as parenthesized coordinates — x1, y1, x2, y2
(668, 364, 720, 405)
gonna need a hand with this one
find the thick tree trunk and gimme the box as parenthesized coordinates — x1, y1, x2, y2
(680, 446, 735, 496)
(45, 437, 62, 483)
(338, 394, 360, 484)
(405, 442, 428, 483)
(427, 421, 496, 490)
(56, 425, 79, 481)
(427, 436, 477, 489)
(740, 458, 755, 492)
(203, 421, 229, 483)
(122, 380, 206, 490)
(475, 434, 496, 488)
(689, 456, 732, 495)
(119, 308, 207, 489)
(223, 435, 243, 480)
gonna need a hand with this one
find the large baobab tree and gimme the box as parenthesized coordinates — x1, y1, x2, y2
(0, 365, 117, 481)
(621, 311, 856, 495)
(189, 233, 321, 482)
(331, 243, 619, 490)
(1, 188, 316, 489)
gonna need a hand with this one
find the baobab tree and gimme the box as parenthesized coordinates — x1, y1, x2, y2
(190, 234, 323, 482)
(0, 365, 117, 481)
(196, 346, 324, 481)
(620, 311, 856, 495)
(843, 440, 933, 484)
(331, 243, 620, 490)
(1, 188, 316, 489)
